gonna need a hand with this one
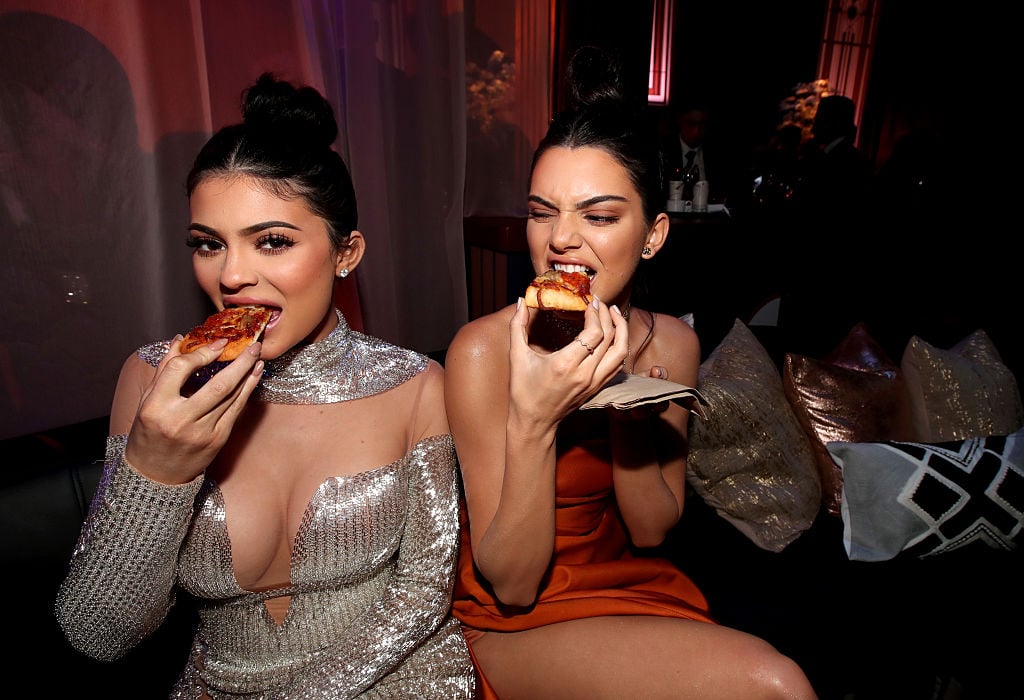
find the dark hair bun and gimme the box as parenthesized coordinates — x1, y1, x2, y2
(242, 72, 337, 149)
(565, 46, 625, 109)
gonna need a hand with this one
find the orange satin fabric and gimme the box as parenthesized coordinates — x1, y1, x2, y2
(453, 439, 716, 697)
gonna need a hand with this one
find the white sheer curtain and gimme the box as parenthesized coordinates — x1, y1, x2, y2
(324, 0, 468, 355)
(0, 0, 547, 440)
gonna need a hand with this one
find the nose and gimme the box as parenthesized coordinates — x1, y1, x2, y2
(548, 212, 582, 252)
(219, 247, 258, 290)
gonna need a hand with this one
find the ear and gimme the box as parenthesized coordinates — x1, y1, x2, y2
(641, 213, 670, 259)
(336, 230, 366, 276)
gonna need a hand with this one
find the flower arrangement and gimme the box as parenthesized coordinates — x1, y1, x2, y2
(777, 79, 832, 143)
(466, 50, 516, 135)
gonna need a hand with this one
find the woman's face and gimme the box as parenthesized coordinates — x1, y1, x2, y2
(526, 146, 651, 309)
(187, 175, 348, 359)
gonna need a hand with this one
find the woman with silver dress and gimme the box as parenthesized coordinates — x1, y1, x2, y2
(55, 73, 475, 699)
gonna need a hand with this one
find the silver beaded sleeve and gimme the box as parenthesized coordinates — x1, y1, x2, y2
(276, 435, 472, 698)
(54, 434, 203, 661)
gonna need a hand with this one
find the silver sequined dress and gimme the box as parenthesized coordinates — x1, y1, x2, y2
(55, 311, 476, 699)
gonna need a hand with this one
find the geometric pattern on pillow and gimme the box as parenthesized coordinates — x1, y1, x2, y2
(828, 428, 1024, 561)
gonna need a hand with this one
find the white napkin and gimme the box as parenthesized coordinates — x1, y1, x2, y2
(581, 372, 707, 419)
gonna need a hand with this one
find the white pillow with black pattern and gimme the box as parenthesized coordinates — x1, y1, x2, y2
(828, 427, 1024, 562)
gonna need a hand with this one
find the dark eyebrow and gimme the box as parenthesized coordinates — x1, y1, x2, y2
(576, 194, 628, 208)
(187, 221, 300, 236)
(527, 194, 629, 209)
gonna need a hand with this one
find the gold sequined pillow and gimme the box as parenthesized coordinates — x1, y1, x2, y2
(783, 323, 916, 517)
(687, 319, 821, 552)
(901, 330, 1024, 443)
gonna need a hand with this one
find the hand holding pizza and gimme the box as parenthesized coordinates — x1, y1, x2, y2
(123, 307, 269, 485)
(509, 283, 629, 428)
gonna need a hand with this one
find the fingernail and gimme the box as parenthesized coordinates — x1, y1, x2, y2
(592, 296, 599, 309)
(210, 338, 228, 349)
(516, 297, 523, 310)
(611, 305, 622, 316)
(252, 360, 264, 377)
(173, 333, 184, 342)
(248, 342, 261, 356)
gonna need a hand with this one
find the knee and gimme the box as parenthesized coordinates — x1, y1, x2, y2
(745, 642, 818, 700)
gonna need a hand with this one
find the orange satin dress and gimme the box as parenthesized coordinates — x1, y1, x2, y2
(453, 437, 716, 698)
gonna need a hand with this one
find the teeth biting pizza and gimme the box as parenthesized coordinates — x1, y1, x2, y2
(524, 269, 593, 312)
(180, 305, 273, 361)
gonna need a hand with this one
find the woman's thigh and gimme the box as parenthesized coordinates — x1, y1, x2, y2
(470, 615, 810, 700)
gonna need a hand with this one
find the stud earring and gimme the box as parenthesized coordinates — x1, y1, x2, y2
(642, 246, 652, 256)
(337, 268, 349, 278)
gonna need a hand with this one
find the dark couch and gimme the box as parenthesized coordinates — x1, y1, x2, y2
(664, 492, 1023, 700)
(2, 419, 195, 698)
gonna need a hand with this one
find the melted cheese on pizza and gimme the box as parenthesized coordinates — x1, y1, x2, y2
(180, 306, 273, 361)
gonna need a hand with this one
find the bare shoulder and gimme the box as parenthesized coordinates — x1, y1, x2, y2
(415, 358, 448, 408)
(443, 307, 514, 433)
(410, 358, 453, 441)
(116, 350, 158, 392)
(651, 312, 699, 348)
(639, 310, 701, 386)
(444, 305, 514, 378)
(415, 356, 445, 388)
(109, 350, 158, 434)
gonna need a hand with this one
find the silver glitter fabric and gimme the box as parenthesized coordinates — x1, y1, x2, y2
(56, 311, 475, 699)
(137, 310, 428, 404)
(56, 435, 204, 659)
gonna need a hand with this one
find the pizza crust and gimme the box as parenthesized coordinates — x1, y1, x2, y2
(180, 306, 272, 361)
(524, 270, 593, 312)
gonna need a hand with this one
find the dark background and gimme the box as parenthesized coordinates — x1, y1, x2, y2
(555, 0, 1008, 171)
(550, 0, 1018, 382)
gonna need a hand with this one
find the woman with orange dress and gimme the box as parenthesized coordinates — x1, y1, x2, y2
(445, 47, 818, 699)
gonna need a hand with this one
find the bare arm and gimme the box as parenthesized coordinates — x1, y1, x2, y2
(446, 299, 627, 606)
(608, 314, 700, 547)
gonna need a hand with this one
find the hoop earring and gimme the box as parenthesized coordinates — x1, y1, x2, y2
(337, 268, 349, 278)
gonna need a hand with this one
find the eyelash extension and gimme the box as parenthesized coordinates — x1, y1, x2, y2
(256, 233, 296, 252)
(185, 235, 222, 250)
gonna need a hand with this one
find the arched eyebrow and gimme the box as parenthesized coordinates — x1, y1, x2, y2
(528, 194, 628, 210)
(188, 221, 301, 236)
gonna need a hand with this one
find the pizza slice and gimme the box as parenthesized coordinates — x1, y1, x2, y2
(524, 269, 593, 312)
(180, 305, 273, 361)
